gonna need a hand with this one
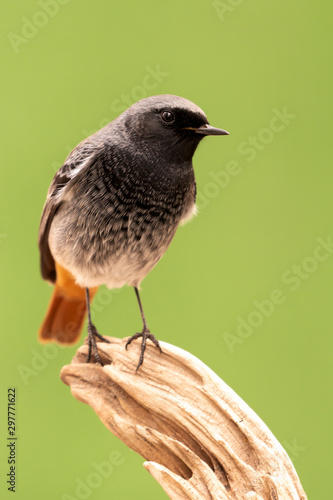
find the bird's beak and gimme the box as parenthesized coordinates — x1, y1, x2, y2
(194, 124, 229, 136)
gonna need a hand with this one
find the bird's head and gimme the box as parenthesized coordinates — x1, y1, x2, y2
(118, 95, 229, 163)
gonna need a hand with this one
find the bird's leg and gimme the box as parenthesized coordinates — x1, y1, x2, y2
(85, 288, 110, 365)
(125, 287, 162, 371)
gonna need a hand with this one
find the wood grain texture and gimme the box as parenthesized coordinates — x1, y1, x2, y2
(60, 337, 307, 500)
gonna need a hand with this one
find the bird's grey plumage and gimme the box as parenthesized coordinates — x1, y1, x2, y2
(39, 95, 211, 289)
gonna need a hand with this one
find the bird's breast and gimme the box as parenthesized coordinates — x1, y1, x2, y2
(49, 154, 196, 288)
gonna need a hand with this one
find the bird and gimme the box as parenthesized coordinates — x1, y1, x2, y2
(38, 94, 229, 369)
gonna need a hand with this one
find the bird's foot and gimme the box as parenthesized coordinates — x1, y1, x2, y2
(87, 322, 110, 366)
(125, 327, 162, 372)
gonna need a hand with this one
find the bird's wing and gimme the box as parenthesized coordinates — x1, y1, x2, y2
(38, 140, 99, 283)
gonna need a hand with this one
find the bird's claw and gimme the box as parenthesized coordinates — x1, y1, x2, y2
(125, 328, 162, 371)
(87, 322, 110, 366)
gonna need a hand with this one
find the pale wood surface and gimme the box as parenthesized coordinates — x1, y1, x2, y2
(60, 337, 307, 500)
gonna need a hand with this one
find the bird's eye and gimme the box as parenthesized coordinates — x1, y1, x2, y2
(161, 110, 175, 123)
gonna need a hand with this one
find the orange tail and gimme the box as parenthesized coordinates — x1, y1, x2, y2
(38, 262, 98, 345)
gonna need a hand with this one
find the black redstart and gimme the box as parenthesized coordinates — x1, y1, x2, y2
(38, 94, 229, 369)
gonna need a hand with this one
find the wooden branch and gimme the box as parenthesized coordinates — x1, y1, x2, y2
(60, 337, 307, 500)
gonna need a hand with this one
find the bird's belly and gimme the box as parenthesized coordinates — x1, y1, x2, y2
(48, 207, 179, 289)
(73, 241, 168, 289)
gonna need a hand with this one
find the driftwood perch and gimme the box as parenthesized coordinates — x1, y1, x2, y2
(60, 337, 307, 500)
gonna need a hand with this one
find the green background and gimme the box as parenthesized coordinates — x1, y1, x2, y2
(1, 1, 332, 498)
